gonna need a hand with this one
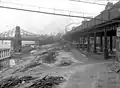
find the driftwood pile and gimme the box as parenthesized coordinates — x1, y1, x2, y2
(27, 75, 66, 88)
(0, 75, 66, 88)
(0, 76, 36, 88)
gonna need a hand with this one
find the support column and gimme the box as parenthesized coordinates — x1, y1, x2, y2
(79, 37, 80, 49)
(1, 50, 3, 58)
(78, 37, 80, 49)
(82, 36, 85, 50)
(93, 32, 97, 53)
(87, 36, 90, 52)
(0, 51, 1, 58)
(80, 37, 82, 49)
(104, 29, 109, 59)
(76, 38, 79, 49)
(110, 36, 113, 52)
(81, 37, 83, 49)
(100, 36, 103, 52)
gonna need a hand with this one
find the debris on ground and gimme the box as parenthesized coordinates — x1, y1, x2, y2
(0, 76, 37, 88)
(30, 49, 48, 56)
(19, 62, 41, 72)
(26, 75, 66, 88)
(62, 45, 71, 52)
(13, 58, 42, 73)
(9, 59, 16, 67)
(58, 59, 73, 66)
(0, 43, 78, 88)
(92, 70, 120, 88)
(0, 75, 66, 88)
(42, 51, 57, 64)
(107, 61, 120, 73)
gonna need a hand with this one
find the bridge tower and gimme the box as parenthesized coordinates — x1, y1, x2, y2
(13, 26, 22, 52)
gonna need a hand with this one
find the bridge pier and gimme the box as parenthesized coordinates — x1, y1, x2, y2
(13, 26, 22, 52)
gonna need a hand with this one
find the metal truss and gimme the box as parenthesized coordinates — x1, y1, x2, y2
(0, 27, 40, 39)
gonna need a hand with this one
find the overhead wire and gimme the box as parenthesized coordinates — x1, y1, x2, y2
(0, 0, 119, 33)
(0, 1, 104, 20)
(0, 1, 97, 15)
(69, 0, 118, 6)
(69, 0, 120, 11)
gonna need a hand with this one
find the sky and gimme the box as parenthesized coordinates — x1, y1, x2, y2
(0, 0, 118, 35)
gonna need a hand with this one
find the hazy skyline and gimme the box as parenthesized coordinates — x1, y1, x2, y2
(0, 0, 118, 35)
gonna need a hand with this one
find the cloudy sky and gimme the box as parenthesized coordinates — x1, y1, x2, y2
(0, 0, 118, 35)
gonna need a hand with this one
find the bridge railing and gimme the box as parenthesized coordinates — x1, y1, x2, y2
(0, 48, 11, 60)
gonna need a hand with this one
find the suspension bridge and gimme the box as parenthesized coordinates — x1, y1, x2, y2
(0, 26, 44, 52)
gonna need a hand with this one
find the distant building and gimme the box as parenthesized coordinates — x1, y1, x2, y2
(22, 41, 35, 46)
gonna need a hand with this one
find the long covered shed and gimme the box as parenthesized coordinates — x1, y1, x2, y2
(65, 1, 120, 59)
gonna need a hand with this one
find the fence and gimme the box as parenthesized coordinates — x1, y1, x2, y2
(0, 48, 11, 60)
